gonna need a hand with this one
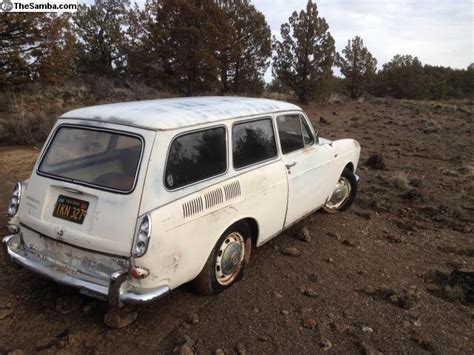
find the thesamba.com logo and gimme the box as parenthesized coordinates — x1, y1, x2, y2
(0, 0, 14, 12)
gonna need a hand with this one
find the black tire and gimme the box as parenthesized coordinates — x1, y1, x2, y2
(323, 168, 358, 213)
(192, 222, 252, 296)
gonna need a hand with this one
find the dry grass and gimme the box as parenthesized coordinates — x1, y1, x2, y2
(0, 77, 166, 146)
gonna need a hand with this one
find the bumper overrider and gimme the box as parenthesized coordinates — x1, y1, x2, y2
(2, 234, 169, 305)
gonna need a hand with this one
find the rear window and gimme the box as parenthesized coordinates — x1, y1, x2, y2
(165, 127, 227, 189)
(38, 126, 142, 192)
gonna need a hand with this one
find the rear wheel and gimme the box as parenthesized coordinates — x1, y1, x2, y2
(193, 222, 251, 295)
(323, 168, 358, 213)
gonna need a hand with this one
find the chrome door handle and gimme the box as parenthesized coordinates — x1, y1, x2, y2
(285, 162, 297, 169)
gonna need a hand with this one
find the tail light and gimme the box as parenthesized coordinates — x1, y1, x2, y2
(132, 214, 151, 258)
(7, 182, 22, 217)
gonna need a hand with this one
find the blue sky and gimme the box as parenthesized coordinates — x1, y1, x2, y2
(80, 0, 474, 80)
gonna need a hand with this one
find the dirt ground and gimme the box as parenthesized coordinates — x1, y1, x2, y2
(0, 99, 473, 354)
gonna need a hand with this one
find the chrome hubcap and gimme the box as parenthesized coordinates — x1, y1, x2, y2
(216, 232, 245, 286)
(325, 176, 351, 210)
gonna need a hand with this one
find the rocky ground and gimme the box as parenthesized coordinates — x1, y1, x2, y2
(0, 99, 473, 354)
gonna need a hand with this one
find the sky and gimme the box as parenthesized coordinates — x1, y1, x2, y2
(81, 0, 474, 81)
(255, 0, 473, 80)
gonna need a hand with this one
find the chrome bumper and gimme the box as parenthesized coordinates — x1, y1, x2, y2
(2, 234, 169, 305)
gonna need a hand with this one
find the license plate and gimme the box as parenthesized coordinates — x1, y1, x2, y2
(53, 195, 89, 224)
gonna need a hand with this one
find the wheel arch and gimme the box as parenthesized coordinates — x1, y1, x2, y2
(344, 161, 355, 172)
(224, 217, 259, 246)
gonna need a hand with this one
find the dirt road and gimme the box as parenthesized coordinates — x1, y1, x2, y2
(0, 99, 472, 354)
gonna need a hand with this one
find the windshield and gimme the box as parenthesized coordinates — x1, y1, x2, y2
(38, 126, 143, 192)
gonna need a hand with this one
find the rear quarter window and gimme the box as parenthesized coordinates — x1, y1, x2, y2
(165, 127, 227, 189)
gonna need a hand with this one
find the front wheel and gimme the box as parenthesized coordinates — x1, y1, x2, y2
(193, 222, 252, 295)
(323, 168, 358, 213)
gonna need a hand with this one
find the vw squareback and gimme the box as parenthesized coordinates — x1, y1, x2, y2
(3, 97, 360, 305)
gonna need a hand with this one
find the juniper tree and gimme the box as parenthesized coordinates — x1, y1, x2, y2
(272, 0, 335, 104)
(336, 36, 377, 99)
(217, 0, 271, 94)
(127, 0, 229, 95)
(73, 0, 130, 76)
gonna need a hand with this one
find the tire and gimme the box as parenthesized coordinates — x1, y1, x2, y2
(323, 168, 358, 213)
(193, 222, 252, 296)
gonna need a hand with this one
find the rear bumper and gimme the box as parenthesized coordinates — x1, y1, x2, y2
(2, 234, 169, 305)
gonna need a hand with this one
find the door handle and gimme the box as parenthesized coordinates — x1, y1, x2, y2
(285, 162, 297, 169)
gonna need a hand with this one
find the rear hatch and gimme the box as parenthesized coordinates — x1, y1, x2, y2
(18, 120, 156, 256)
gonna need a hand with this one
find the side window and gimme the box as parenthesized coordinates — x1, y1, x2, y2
(277, 114, 314, 154)
(277, 115, 304, 154)
(165, 127, 226, 189)
(233, 118, 277, 169)
(301, 117, 314, 145)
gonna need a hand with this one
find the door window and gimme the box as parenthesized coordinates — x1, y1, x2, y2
(277, 115, 314, 154)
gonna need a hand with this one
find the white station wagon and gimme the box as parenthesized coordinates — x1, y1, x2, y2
(3, 97, 360, 306)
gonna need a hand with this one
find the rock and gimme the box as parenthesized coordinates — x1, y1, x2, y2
(179, 343, 194, 355)
(359, 342, 383, 355)
(302, 317, 317, 329)
(308, 273, 318, 283)
(55, 296, 82, 315)
(281, 247, 301, 257)
(274, 291, 284, 298)
(319, 338, 332, 351)
(104, 307, 138, 329)
(320, 116, 330, 125)
(362, 326, 374, 333)
(280, 309, 289, 316)
(409, 315, 421, 327)
(365, 154, 386, 170)
(327, 232, 340, 240)
(295, 227, 311, 242)
(0, 308, 13, 320)
(187, 313, 199, 325)
(304, 288, 318, 298)
(342, 239, 357, 247)
(215, 349, 225, 355)
(257, 335, 269, 342)
(399, 189, 423, 201)
(327, 257, 334, 263)
(236, 342, 246, 355)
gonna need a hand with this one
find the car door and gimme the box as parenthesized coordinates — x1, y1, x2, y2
(276, 113, 333, 227)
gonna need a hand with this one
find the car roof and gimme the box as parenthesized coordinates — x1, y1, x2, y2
(60, 96, 302, 130)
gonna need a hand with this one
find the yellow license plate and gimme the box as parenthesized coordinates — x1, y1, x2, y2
(53, 195, 89, 224)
